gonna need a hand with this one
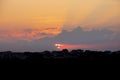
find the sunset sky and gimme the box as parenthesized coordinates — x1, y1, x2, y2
(0, 0, 120, 51)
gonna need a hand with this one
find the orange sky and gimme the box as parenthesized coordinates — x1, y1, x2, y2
(54, 42, 120, 51)
(0, 0, 120, 41)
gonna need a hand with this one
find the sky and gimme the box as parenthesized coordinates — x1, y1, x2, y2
(0, 0, 120, 51)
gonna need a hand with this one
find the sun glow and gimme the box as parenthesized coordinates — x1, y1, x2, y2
(54, 43, 93, 50)
(55, 44, 63, 50)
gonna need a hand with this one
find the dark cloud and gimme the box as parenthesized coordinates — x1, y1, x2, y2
(53, 27, 114, 44)
(0, 27, 120, 51)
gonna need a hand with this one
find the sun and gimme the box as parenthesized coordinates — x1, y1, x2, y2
(55, 44, 63, 49)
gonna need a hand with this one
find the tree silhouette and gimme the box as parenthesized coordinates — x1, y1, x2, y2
(0, 49, 120, 64)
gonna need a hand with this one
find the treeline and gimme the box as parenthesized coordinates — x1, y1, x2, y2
(0, 49, 120, 64)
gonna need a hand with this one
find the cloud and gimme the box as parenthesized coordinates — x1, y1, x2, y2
(0, 27, 120, 51)
(28, 26, 120, 51)
(54, 27, 114, 44)
(0, 27, 61, 41)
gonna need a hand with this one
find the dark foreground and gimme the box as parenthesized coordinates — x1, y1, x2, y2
(0, 49, 120, 65)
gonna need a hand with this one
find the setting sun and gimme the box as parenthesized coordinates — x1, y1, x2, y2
(55, 44, 63, 50)
(0, 0, 119, 51)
